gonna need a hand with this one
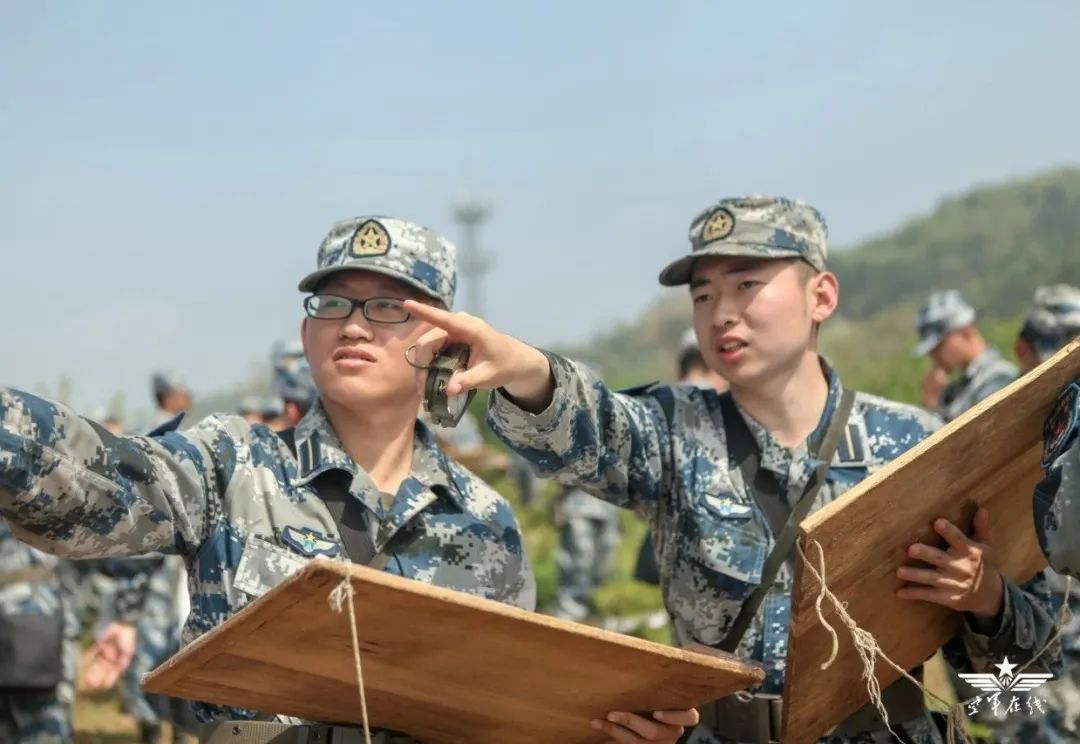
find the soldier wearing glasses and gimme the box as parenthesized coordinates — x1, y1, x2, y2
(0, 216, 697, 744)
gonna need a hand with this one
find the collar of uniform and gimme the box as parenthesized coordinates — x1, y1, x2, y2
(291, 402, 467, 512)
(412, 419, 468, 512)
(370, 421, 469, 549)
(737, 357, 845, 477)
(963, 346, 1001, 382)
(291, 401, 357, 486)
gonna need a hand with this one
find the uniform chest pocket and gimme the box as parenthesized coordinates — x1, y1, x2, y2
(691, 494, 767, 598)
(234, 536, 311, 600)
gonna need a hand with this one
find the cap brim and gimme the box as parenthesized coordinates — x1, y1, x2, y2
(912, 334, 941, 357)
(912, 310, 976, 357)
(298, 265, 445, 306)
(658, 255, 697, 287)
(658, 245, 816, 287)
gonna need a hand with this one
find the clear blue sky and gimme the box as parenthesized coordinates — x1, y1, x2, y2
(3, 2, 1079, 415)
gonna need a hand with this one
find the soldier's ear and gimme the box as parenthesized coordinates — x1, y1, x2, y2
(809, 271, 839, 324)
(1014, 336, 1038, 374)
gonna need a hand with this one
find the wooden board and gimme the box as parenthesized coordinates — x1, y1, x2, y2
(783, 338, 1080, 743)
(144, 560, 763, 743)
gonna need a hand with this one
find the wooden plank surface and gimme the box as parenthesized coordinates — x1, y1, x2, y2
(782, 339, 1080, 743)
(144, 560, 764, 743)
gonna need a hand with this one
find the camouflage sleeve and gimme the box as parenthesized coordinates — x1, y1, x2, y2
(103, 556, 166, 624)
(486, 352, 674, 515)
(1034, 439, 1080, 578)
(500, 542, 537, 612)
(942, 378, 1072, 678)
(943, 572, 1063, 677)
(0, 387, 221, 560)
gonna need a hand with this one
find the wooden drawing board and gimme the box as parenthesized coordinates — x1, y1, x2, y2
(782, 339, 1080, 743)
(144, 560, 764, 743)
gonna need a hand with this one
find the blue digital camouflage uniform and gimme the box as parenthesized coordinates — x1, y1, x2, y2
(1016, 287, 1080, 742)
(489, 355, 1059, 743)
(552, 485, 620, 622)
(1019, 285, 1080, 367)
(937, 346, 1017, 424)
(1036, 385, 1080, 580)
(0, 534, 153, 744)
(0, 392, 534, 736)
(78, 410, 195, 741)
(913, 290, 976, 358)
(88, 409, 195, 741)
(113, 554, 196, 740)
(0, 519, 79, 744)
(1024, 380, 1080, 743)
(239, 395, 284, 422)
(0, 216, 534, 743)
(1033, 285, 1080, 584)
(913, 290, 1017, 422)
(270, 339, 316, 412)
(489, 196, 1061, 744)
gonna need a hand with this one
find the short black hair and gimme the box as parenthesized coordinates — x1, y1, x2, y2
(678, 347, 708, 380)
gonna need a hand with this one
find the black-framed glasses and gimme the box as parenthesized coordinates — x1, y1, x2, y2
(303, 294, 412, 324)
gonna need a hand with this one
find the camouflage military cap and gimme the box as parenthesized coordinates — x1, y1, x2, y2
(913, 289, 976, 356)
(238, 395, 265, 417)
(298, 216, 458, 308)
(1021, 284, 1080, 356)
(658, 195, 828, 286)
(270, 340, 316, 406)
(259, 395, 286, 418)
(236, 394, 284, 418)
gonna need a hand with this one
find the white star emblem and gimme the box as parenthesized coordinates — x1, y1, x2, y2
(958, 657, 1054, 694)
(995, 657, 1018, 678)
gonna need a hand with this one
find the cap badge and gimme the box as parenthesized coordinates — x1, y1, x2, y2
(350, 219, 391, 257)
(702, 207, 735, 243)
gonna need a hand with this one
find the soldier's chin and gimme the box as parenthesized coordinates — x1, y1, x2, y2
(714, 358, 770, 388)
(322, 379, 388, 411)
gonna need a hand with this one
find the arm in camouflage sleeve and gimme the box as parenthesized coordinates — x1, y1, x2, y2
(500, 536, 538, 611)
(0, 387, 217, 560)
(940, 377, 1070, 678)
(1034, 439, 1080, 579)
(942, 569, 1064, 677)
(487, 352, 675, 514)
